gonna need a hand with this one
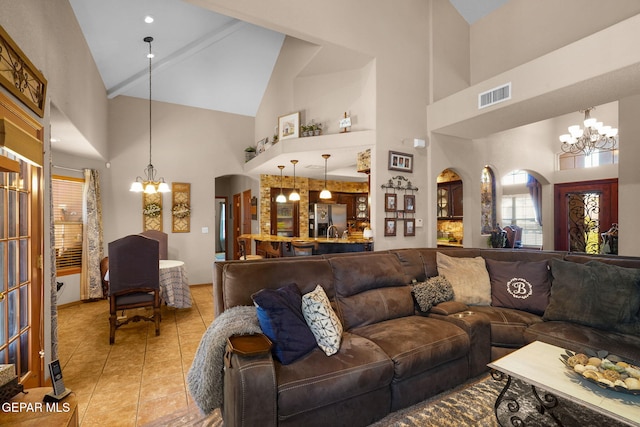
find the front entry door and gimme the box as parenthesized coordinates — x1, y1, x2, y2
(554, 179, 618, 253)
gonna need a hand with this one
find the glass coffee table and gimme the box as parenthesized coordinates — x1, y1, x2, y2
(488, 341, 640, 426)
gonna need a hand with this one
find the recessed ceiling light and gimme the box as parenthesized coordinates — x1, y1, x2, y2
(144, 15, 154, 24)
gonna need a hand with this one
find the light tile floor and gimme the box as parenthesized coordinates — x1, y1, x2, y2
(57, 284, 214, 426)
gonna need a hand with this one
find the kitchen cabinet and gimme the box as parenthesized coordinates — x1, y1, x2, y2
(309, 192, 368, 221)
(270, 188, 299, 236)
(437, 181, 463, 219)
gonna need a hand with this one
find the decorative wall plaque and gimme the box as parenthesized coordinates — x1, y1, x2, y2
(143, 192, 163, 231)
(172, 182, 191, 233)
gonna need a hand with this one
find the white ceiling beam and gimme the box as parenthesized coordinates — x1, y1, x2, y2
(107, 20, 247, 98)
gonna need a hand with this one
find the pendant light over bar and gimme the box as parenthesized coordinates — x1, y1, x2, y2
(276, 165, 287, 203)
(289, 160, 300, 201)
(130, 36, 170, 194)
(319, 154, 332, 199)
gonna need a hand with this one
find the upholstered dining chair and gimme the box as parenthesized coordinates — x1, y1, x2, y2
(140, 230, 168, 260)
(100, 256, 110, 299)
(107, 235, 161, 344)
(291, 240, 318, 256)
(503, 225, 523, 248)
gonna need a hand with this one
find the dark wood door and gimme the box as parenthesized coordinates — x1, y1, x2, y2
(450, 182, 463, 218)
(233, 193, 241, 259)
(554, 179, 618, 252)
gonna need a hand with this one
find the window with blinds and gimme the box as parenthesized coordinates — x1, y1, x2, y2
(52, 175, 84, 275)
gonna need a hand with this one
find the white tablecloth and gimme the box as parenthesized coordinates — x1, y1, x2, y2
(159, 260, 192, 308)
(104, 260, 191, 308)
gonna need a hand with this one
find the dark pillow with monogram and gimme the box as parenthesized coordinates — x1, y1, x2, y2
(543, 259, 640, 332)
(485, 259, 551, 315)
(252, 284, 317, 365)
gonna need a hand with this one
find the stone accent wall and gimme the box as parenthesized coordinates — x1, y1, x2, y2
(260, 174, 368, 237)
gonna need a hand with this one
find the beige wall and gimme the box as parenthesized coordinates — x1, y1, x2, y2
(431, 0, 470, 102)
(195, 0, 430, 250)
(107, 96, 255, 283)
(470, 0, 640, 84)
(0, 0, 109, 158)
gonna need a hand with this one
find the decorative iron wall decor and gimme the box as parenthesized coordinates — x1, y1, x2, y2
(0, 26, 47, 117)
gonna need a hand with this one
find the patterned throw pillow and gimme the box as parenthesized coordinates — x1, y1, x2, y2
(302, 285, 343, 356)
(412, 276, 454, 312)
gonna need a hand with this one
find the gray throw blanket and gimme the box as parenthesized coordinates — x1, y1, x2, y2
(187, 305, 262, 414)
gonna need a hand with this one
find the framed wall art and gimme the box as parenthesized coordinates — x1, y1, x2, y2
(404, 194, 415, 213)
(384, 218, 397, 236)
(384, 193, 397, 212)
(388, 151, 413, 173)
(278, 112, 300, 140)
(404, 218, 416, 236)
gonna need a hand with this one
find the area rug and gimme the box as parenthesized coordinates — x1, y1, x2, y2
(143, 374, 628, 427)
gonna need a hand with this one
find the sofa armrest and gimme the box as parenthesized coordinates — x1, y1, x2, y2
(430, 300, 469, 316)
(223, 336, 277, 427)
(429, 311, 491, 377)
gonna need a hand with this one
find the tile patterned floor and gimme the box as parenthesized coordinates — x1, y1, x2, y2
(57, 284, 214, 426)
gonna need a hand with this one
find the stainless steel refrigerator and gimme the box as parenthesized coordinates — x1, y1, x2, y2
(309, 203, 347, 238)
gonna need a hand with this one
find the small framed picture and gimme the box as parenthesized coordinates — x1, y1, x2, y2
(384, 218, 397, 236)
(385, 193, 397, 212)
(278, 112, 300, 140)
(388, 151, 413, 173)
(404, 194, 415, 213)
(404, 218, 416, 236)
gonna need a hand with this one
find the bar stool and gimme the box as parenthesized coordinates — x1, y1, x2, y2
(291, 240, 318, 256)
(238, 237, 263, 260)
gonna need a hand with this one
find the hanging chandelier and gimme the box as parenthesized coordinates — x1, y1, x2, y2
(289, 160, 300, 201)
(559, 107, 618, 156)
(130, 36, 170, 194)
(319, 154, 332, 199)
(276, 165, 286, 203)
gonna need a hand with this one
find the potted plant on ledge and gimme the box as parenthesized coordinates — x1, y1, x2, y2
(244, 146, 257, 162)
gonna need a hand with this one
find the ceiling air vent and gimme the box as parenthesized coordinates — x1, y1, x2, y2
(478, 82, 511, 109)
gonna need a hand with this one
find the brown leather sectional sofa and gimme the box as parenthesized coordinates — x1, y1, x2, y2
(212, 248, 640, 427)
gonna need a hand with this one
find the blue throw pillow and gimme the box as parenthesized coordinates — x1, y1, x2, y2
(252, 284, 317, 364)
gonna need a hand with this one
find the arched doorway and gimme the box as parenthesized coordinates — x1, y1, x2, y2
(436, 169, 463, 247)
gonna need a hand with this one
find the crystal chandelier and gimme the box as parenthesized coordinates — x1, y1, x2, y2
(130, 36, 170, 194)
(559, 107, 618, 156)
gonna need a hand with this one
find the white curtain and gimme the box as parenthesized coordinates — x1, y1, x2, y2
(80, 169, 104, 300)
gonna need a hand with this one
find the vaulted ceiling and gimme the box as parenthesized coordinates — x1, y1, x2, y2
(51, 0, 510, 159)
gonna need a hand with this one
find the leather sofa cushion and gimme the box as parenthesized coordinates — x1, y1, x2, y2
(330, 254, 413, 330)
(524, 321, 640, 365)
(221, 258, 334, 309)
(353, 316, 469, 382)
(275, 332, 393, 421)
(471, 306, 543, 348)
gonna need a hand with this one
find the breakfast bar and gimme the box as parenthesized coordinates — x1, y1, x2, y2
(240, 234, 374, 256)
